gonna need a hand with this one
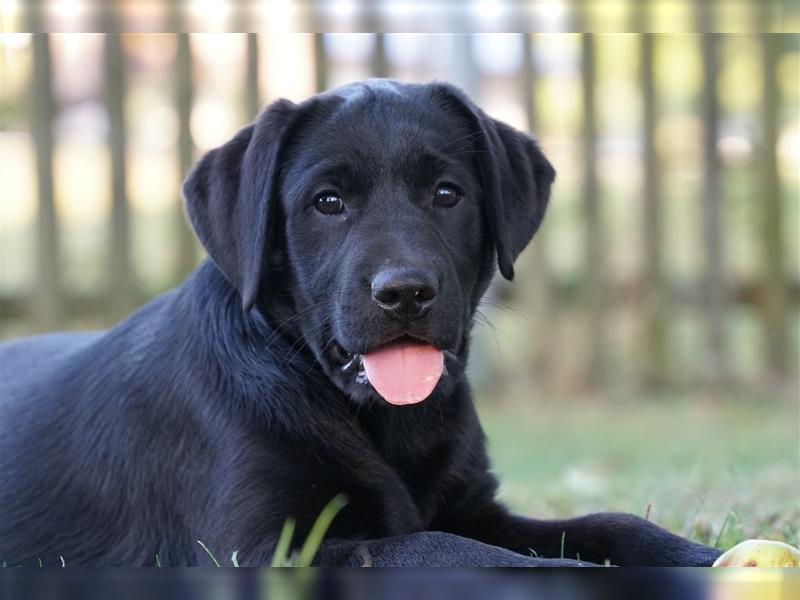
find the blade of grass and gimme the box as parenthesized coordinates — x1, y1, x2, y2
(295, 494, 348, 567)
(155, 554, 161, 567)
(270, 518, 296, 567)
(714, 511, 735, 549)
(231, 551, 239, 567)
(560, 531, 566, 559)
(197, 540, 221, 567)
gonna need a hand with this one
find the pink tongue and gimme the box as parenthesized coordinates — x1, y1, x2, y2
(362, 341, 444, 405)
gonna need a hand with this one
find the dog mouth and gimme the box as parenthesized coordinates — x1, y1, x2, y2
(329, 336, 457, 406)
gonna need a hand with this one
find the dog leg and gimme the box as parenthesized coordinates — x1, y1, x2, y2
(312, 532, 592, 567)
(437, 506, 721, 566)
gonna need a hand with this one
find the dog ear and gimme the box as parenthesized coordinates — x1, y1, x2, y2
(430, 84, 555, 280)
(183, 99, 298, 311)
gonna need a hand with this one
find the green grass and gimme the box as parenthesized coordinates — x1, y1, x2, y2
(478, 391, 800, 550)
(270, 494, 348, 567)
(193, 494, 348, 568)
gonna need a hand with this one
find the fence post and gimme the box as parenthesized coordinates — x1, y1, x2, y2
(371, 33, 389, 78)
(104, 33, 133, 319)
(246, 34, 260, 121)
(760, 33, 788, 378)
(640, 33, 668, 387)
(522, 34, 554, 387)
(581, 33, 607, 387)
(700, 31, 729, 384)
(175, 33, 198, 277)
(314, 34, 328, 93)
(31, 33, 60, 329)
(452, 35, 479, 98)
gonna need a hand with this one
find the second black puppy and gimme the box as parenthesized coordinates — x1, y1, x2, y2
(0, 81, 720, 566)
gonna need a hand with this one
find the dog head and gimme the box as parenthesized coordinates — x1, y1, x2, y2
(183, 81, 554, 406)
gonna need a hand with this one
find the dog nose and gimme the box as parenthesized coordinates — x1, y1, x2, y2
(371, 268, 439, 318)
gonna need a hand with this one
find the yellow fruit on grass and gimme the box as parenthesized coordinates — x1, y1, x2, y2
(713, 539, 800, 567)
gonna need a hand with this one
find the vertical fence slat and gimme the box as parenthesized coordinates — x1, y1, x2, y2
(31, 33, 60, 329)
(581, 33, 606, 386)
(452, 35, 479, 98)
(371, 33, 389, 78)
(314, 34, 328, 93)
(641, 33, 667, 387)
(245, 34, 260, 121)
(760, 33, 788, 377)
(175, 33, 197, 278)
(105, 33, 132, 319)
(700, 32, 728, 383)
(522, 34, 554, 385)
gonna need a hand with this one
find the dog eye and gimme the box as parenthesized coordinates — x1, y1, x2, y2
(314, 192, 345, 215)
(433, 184, 462, 208)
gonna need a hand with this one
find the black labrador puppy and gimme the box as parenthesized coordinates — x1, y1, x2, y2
(0, 80, 720, 567)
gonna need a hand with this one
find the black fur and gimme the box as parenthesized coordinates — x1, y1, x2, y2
(0, 81, 720, 567)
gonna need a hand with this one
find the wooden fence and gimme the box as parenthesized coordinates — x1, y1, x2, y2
(2, 32, 797, 391)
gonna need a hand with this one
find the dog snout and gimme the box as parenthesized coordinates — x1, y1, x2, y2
(371, 268, 439, 319)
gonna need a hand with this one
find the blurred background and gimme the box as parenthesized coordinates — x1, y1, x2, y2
(1, 26, 798, 548)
